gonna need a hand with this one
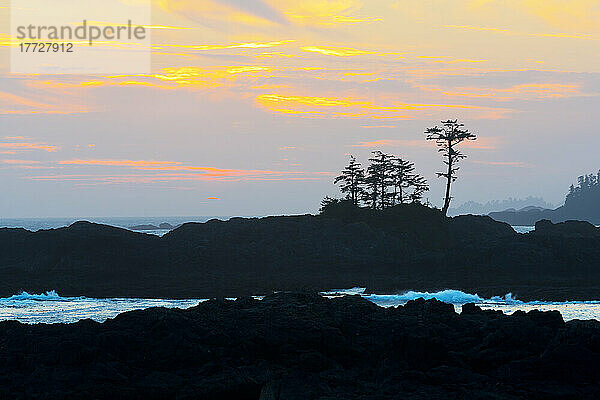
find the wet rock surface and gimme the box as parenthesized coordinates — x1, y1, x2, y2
(1, 294, 599, 399)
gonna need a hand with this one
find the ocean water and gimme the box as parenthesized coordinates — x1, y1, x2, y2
(1, 289, 600, 325)
(0, 291, 204, 324)
(323, 288, 600, 322)
(512, 226, 535, 234)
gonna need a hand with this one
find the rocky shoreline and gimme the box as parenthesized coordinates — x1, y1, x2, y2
(1, 293, 599, 399)
(2, 204, 600, 301)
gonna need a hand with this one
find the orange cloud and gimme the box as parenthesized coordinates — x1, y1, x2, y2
(46, 158, 331, 183)
(1, 160, 42, 164)
(0, 91, 88, 115)
(29, 171, 328, 184)
(59, 159, 181, 167)
(0, 142, 59, 152)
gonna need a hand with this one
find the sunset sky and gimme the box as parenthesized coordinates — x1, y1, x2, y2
(1, 0, 600, 217)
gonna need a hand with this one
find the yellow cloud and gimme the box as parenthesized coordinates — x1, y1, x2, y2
(152, 40, 294, 52)
(443, 24, 597, 41)
(515, 0, 600, 32)
(256, 93, 512, 120)
(278, 0, 381, 26)
(300, 46, 376, 56)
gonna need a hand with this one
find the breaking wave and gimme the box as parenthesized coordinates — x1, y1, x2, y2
(323, 289, 600, 306)
(1, 291, 85, 302)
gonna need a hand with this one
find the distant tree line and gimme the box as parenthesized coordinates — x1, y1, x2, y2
(566, 170, 600, 205)
(450, 197, 554, 216)
(324, 119, 478, 216)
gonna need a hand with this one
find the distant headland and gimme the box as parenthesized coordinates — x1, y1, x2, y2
(489, 170, 600, 225)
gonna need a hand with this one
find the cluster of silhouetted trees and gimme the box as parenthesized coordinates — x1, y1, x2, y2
(324, 119, 478, 216)
(326, 151, 430, 211)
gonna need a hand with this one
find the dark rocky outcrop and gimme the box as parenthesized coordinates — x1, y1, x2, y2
(1, 204, 600, 301)
(0, 294, 599, 399)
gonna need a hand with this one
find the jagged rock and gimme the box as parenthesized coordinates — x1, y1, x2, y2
(0, 295, 599, 399)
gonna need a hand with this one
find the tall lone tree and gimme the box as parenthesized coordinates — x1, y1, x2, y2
(334, 155, 366, 206)
(425, 119, 477, 215)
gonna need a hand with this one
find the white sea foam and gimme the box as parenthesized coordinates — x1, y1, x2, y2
(2, 289, 600, 324)
(0, 291, 203, 324)
(365, 289, 484, 304)
(2, 290, 83, 302)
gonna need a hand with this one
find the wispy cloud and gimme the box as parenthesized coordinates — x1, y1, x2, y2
(300, 46, 377, 57)
(43, 158, 331, 183)
(59, 159, 180, 167)
(0, 91, 88, 115)
(1, 160, 42, 164)
(0, 141, 59, 153)
(443, 24, 598, 41)
(256, 93, 513, 120)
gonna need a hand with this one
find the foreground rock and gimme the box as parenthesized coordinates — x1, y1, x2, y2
(2, 204, 600, 300)
(0, 294, 599, 399)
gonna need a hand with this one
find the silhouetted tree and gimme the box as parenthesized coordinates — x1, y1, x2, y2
(391, 157, 415, 205)
(334, 156, 365, 206)
(366, 151, 395, 209)
(409, 175, 429, 204)
(568, 184, 576, 199)
(319, 196, 340, 214)
(362, 174, 379, 209)
(425, 119, 477, 216)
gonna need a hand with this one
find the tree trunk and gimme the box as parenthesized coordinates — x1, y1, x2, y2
(442, 140, 453, 216)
